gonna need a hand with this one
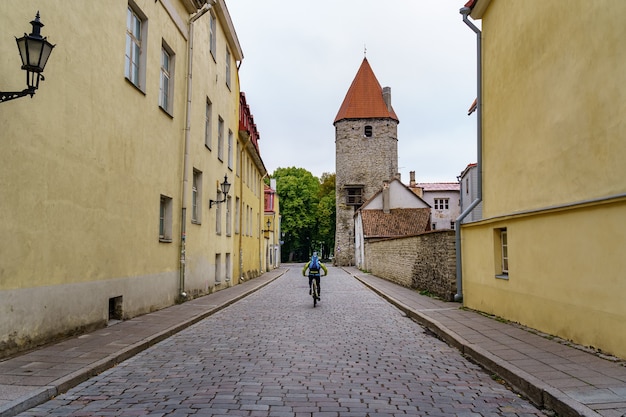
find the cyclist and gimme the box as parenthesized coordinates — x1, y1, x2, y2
(302, 252, 327, 299)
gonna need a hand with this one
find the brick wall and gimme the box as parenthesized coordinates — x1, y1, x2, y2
(366, 230, 457, 301)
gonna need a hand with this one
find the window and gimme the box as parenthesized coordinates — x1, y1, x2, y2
(495, 227, 509, 278)
(226, 48, 231, 89)
(192, 170, 202, 224)
(236, 142, 241, 176)
(215, 190, 222, 235)
(225, 253, 231, 282)
(217, 116, 224, 161)
(432, 223, 437, 230)
(364, 125, 373, 137)
(159, 44, 174, 113)
(501, 229, 509, 274)
(205, 99, 212, 149)
(235, 197, 240, 234)
(227, 129, 233, 169)
(434, 198, 449, 210)
(450, 221, 455, 230)
(215, 253, 221, 283)
(159, 195, 173, 242)
(226, 196, 232, 236)
(345, 186, 364, 206)
(209, 13, 216, 59)
(125, 4, 146, 90)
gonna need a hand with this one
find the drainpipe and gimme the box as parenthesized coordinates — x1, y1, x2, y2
(454, 6, 483, 302)
(179, 1, 214, 300)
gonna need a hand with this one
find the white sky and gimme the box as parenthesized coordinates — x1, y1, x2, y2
(227, 0, 478, 184)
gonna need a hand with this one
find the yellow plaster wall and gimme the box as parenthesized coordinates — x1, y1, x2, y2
(462, 200, 626, 358)
(0, 0, 186, 291)
(481, 1, 626, 217)
(462, 0, 626, 359)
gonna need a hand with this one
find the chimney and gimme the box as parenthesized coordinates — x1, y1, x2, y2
(383, 87, 392, 112)
(410, 171, 416, 188)
(382, 180, 390, 214)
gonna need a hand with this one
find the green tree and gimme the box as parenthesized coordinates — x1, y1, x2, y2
(272, 168, 335, 262)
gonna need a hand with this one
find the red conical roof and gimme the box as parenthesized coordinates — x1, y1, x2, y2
(334, 58, 399, 124)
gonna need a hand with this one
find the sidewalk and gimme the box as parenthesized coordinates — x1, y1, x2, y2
(1, 267, 625, 417)
(0, 268, 287, 417)
(345, 267, 626, 417)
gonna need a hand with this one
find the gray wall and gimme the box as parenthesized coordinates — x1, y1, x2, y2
(365, 230, 457, 301)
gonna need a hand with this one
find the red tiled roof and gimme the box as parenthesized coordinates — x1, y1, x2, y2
(334, 58, 399, 124)
(361, 208, 431, 238)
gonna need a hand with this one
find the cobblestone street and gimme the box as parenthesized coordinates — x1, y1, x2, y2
(18, 267, 546, 416)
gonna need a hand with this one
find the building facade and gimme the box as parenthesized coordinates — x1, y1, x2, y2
(0, 0, 268, 357)
(460, 0, 626, 359)
(263, 179, 281, 272)
(334, 58, 399, 266)
(408, 172, 461, 231)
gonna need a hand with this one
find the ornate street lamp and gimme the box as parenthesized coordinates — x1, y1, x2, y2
(209, 175, 231, 208)
(1, 12, 55, 103)
(262, 219, 272, 239)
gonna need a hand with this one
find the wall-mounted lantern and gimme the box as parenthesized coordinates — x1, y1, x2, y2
(262, 219, 272, 239)
(209, 175, 231, 208)
(1, 12, 55, 103)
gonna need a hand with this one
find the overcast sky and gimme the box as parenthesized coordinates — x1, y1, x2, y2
(227, 0, 478, 184)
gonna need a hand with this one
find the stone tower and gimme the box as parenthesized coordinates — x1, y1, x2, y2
(334, 58, 399, 266)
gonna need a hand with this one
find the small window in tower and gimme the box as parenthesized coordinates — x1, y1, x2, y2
(364, 125, 373, 137)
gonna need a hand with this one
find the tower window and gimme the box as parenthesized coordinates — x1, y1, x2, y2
(345, 186, 364, 206)
(364, 125, 373, 137)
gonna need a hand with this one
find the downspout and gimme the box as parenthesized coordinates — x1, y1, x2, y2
(454, 6, 483, 302)
(180, 2, 213, 300)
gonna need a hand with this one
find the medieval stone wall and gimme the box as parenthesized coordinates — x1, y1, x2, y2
(365, 230, 457, 301)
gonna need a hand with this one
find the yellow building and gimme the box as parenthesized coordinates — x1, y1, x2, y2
(237, 92, 267, 282)
(459, 0, 626, 359)
(0, 0, 266, 357)
(264, 179, 281, 272)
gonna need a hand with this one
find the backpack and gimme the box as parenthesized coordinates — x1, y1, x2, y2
(310, 256, 320, 272)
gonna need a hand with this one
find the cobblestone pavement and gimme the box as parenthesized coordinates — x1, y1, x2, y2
(17, 267, 547, 416)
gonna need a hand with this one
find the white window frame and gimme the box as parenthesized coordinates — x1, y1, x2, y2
(226, 196, 232, 236)
(192, 169, 202, 224)
(205, 98, 212, 150)
(434, 198, 449, 210)
(217, 116, 224, 161)
(225, 48, 231, 89)
(125, 3, 147, 90)
(159, 43, 174, 114)
(227, 129, 233, 169)
(159, 195, 173, 242)
(215, 190, 222, 235)
(209, 13, 217, 59)
(215, 253, 221, 283)
(501, 229, 509, 274)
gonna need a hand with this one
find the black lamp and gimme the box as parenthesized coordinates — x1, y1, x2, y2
(210, 175, 231, 208)
(1, 12, 55, 103)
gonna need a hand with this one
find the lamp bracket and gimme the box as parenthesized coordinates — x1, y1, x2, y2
(0, 88, 36, 103)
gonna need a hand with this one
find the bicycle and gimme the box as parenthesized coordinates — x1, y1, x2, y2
(311, 277, 319, 307)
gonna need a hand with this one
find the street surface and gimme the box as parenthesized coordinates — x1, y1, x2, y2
(18, 266, 546, 416)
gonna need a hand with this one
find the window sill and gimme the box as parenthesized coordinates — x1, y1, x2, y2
(495, 274, 509, 280)
(124, 77, 145, 94)
(159, 238, 172, 243)
(159, 105, 174, 118)
(191, 220, 201, 225)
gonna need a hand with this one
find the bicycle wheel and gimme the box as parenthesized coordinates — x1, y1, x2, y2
(312, 279, 318, 307)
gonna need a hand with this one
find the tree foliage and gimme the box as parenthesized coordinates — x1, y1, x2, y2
(271, 168, 335, 262)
